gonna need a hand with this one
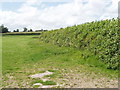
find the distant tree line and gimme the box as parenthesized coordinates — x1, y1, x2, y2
(13, 29, 19, 32)
(14, 27, 48, 32)
(0, 25, 9, 33)
(0, 25, 48, 33)
(22, 28, 33, 32)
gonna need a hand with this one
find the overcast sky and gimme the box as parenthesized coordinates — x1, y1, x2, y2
(0, 0, 119, 31)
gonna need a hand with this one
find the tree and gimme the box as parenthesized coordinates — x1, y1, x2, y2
(16, 29, 19, 32)
(29, 29, 33, 32)
(0, 25, 9, 33)
(28, 29, 33, 32)
(13, 30, 16, 32)
(23, 27, 27, 32)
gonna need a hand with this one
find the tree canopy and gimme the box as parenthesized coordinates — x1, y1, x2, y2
(0, 25, 9, 33)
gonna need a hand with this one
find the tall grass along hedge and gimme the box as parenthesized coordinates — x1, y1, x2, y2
(40, 18, 119, 70)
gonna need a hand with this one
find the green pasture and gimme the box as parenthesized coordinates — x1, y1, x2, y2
(2, 35, 118, 88)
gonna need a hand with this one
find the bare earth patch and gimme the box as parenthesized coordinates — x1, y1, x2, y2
(54, 68, 118, 88)
(2, 67, 118, 88)
(30, 71, 61, 88)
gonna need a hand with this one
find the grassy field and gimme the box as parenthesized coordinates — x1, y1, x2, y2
(0, 35, 2, 88)
(2, 35, 118, 88)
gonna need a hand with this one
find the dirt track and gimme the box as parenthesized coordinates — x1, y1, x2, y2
(2, 67, 118, 88)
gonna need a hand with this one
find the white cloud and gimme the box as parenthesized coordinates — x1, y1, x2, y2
(25, 0, 41, 6)
(0, 0, 119, 31)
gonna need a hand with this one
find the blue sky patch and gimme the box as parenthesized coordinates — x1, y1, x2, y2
(1, 1, 67, 11)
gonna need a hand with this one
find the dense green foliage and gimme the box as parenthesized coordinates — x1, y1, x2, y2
(0, 25, 9, 33)
(40, 18, 119, 70)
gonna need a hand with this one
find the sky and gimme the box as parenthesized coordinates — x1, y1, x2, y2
(0, 0, 119, 31)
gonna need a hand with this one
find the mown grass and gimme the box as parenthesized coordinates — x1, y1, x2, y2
(2, 35, 118, 88)
(2, 35, 118, 77)
(2, 35, 45, 74)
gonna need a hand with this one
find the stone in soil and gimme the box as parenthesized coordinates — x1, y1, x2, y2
(33, 83, 42, 86)
(30, 71, 53, 78)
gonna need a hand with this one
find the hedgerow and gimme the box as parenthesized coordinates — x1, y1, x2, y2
(40, 18, 119, 70)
